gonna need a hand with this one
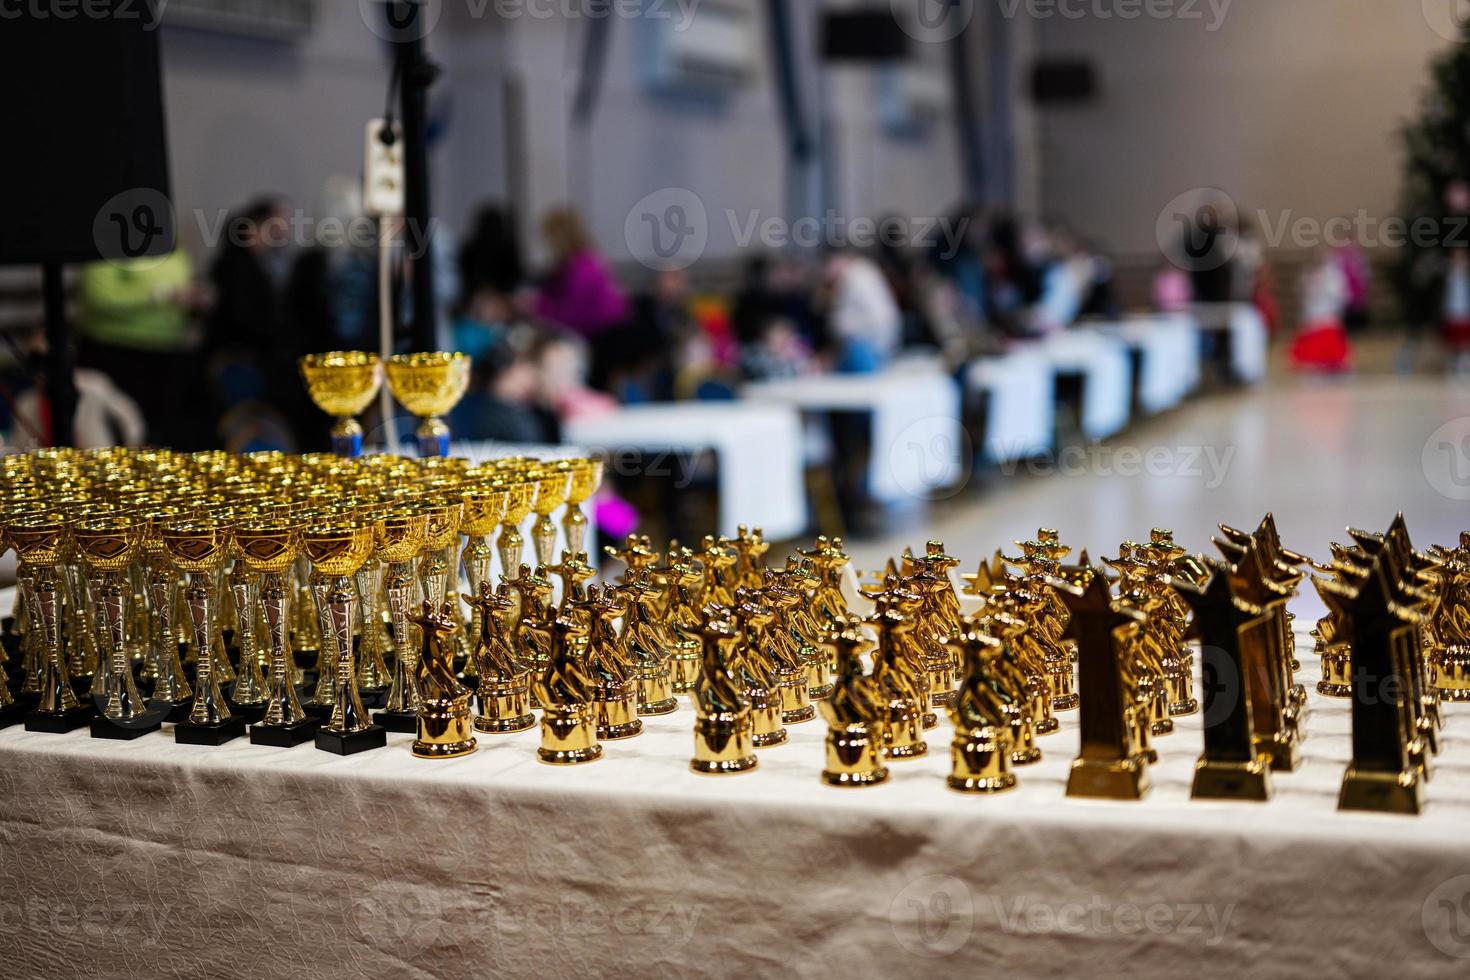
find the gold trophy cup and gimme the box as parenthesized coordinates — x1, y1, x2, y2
(385, 352, 471, 457)
(73, 513, 159, 739)
(299, 351, 383, 457)
(303, 516, 385, 754)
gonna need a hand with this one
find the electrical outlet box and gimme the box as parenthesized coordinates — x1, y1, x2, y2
(364, 118, 404, 217)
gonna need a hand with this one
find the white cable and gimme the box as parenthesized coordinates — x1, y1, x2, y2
(378, 216, 400, 450)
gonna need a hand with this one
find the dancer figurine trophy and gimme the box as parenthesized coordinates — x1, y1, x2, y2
(299, 351, 383, 457)
(385, 352, 471, 457)
(410, 600, 478, 758)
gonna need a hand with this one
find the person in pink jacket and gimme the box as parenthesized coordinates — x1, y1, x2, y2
(533, 207, 630, 338)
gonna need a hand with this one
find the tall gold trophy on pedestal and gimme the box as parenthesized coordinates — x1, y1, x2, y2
(299, 352, 383, 457)
(304, 517, 386, 754)
(163, 518, 246, 745)
(528, 466, 572, 567)
(74, 513, 160, 739)
(557, 458, 604, 558)
(12, 513, 95, 732)
(385, 352, 471, 457)
(236, 518, 320, 746)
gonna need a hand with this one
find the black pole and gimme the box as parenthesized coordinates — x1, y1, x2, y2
(41, 261, 77, 447)
(947, 14, 985, 203)
(765, 0, 817, 226)
(393, 0, 440, 352)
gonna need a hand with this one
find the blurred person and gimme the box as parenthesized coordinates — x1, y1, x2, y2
(740, 315, 815, 381)
(1026, 229, 1092, 335)
(286, 175, 379, 353)
(732, 253, 821, 348)
(533, 207, 630, 339)
(74, 247, 203, 444)
(536, 332, 617, 423)
(822, 251, 901, 373)
(1153, 261, 1194, 313)
(1440, 248, 1470, 373)
(6, 326, 144, 449)
(1288, 247, 1353, 373)
(452, 288, 515, 363)
(447, 328, 559, 444)
(1334, 240, 1371, 332)
(458, 203, 525, 303)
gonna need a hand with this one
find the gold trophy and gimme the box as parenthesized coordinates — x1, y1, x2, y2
(617, 575, 677, 715)
(236, 519, 320, 746)
(464, 583, 535, 733)
(528, 467, 572, 567)
(496, 476, 537, 589)
(557, 457, 604, 558)
(460, 480, 510, 648)
(410, 600, 477, 758)
(577, 585, 643, 740)
(1051, 571, 1151, 800)
(533, 614, 602, 764)
(303, 516, 386, 754)
(299, 351, 383, 457)
(818, 618, 888, 787)
(140, 505, 192, 721)
(163, 518, 247, 745)
(384, 351, 471, 457)
(947, 628, 1017, 793)
(74, 513, 160, 739)
(731, 592, 786, 748)
(690, 615, 758, 774)
(12, 513, 95, 732)
(371, 507, 430, 733)
(868, 600, 927, 760)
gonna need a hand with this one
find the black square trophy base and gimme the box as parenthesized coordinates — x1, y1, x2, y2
(160, 699, 195, 723)
(174, 715, 248, 746)
(229, 702, 268, 724)
(24, 704, 96, 733)
(303, 702, 334, 719)
(371, 709, 417, 733)
(357, 688, 388, 710)
(89, 717, 161, 740)
(315, 724, 387, 755)
(250, 717, 321, 747)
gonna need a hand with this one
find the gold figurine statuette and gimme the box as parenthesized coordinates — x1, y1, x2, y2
(411, 600, 478, 759)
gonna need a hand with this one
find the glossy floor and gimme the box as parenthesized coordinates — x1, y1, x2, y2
(850, 372, 1470, 618)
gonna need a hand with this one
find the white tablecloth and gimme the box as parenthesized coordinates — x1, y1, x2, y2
(2, 629, 1467, 978)
(1192, 302, 1269, 384)
(1037, 330, 1134, 441)
(965, 349, 1056, 463)
(742, 368, 963, 503)
(564, 403, 807, 540)
(1097, 314, 1203, 415)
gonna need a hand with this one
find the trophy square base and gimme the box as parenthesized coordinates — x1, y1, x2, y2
(372, 709, 418, 733)
(0, 701, 28, 728)
(89, 718, 161, 740)
(250, 718, 322, 747)
(315, 725, 387, 755)
(1191, 757, 1272, 801)
(1066, 756, 1152, 801)
(175, 715, 248, 746)
(159, 699, 194, 723)
(357, 688, 388, 710)
(229, 702, 268, 723)
(1339, 767, 1424, 815)
(24, 705, 95, 733)
(303, 702, 334, 719)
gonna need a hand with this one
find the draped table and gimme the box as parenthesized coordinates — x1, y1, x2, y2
(3, 627, 1469, 979)
(563, 402, 807, 541)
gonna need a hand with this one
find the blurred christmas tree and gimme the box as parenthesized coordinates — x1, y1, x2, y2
(1395, 33, 1470, 331)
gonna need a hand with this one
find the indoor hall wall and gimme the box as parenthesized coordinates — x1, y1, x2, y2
(1034, 0, 1452, 262)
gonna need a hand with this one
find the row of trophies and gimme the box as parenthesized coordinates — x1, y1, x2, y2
(2, 444, 1465, 814)
(0, 447, 603, 755)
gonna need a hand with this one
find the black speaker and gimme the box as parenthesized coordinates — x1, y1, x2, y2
(0, 1, 174, 266)
(1031, 58, 1098, 104)
(821, 9, 910, 62)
